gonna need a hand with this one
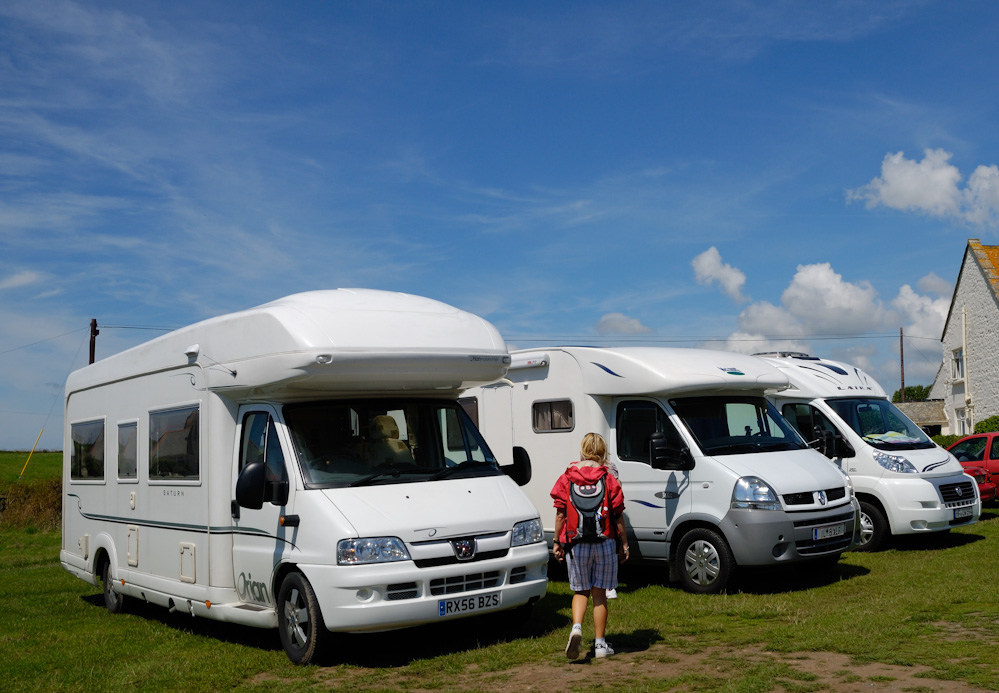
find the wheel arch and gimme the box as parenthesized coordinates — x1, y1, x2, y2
(667, 518, 731, 583)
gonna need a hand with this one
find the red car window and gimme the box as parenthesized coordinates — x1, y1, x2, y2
(991, 435, 999, 461)
(952, 437, 987, 462)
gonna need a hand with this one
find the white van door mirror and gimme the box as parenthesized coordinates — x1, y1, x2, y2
(235, 461, 266, 510)
(503, 446, 532, 486)
(650, 432, 694, 471)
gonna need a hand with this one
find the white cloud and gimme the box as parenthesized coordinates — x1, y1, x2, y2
(0, 270, 40, 290)
(890, 284, 949, 341)
(691, 246, 748, 303)
(916, 271, 952, 298)
(779, 263, 885, 334)
(595, 312, 652, 335)
(848, 149, 999, 228)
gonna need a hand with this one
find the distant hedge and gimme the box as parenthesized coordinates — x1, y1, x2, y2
(933, 434, 962, 448)
(975, 416, 999, 434)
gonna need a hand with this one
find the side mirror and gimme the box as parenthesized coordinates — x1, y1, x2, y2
(650, 432, 694, 471)
(235, 461, 265, 510)
(503, 446, 532, 486)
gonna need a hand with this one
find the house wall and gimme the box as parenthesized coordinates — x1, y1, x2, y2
(937, 246, 999, 434)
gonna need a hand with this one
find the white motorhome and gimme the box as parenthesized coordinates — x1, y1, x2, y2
(464, 347, 859, 594)
(60, 289, 548, 664)
(758, 352, 979, 551)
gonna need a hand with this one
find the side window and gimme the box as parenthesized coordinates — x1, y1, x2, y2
(991, 436, 999, 461)
(71, 420, 105, 480)
(240, 412, 288, 491)
(117, 422, 138, 480)
(533, 400, 574, 432)
(616, 400, 682, 464)
(149, 406, 199, 480)
(458, 397, 478, 428)
(951, 437, 987, 462)
(781, 403, 838, 442)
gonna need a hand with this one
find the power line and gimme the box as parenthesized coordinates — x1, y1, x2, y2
(0, 327, 87, 356)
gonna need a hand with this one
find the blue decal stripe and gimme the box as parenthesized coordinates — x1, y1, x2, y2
(591, 362, 624, 378)
(632, 500, 665, 509)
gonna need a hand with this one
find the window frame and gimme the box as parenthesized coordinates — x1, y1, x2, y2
(148, 403, 201, 484)
(531, 399, 574, 433)
(70, 418, 106, 483)
(117, 420, 139, 482)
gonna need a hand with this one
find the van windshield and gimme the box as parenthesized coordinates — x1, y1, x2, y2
(669, 395, 806, 456)
(825, 398, 934, 451)
(283, 399, 501, 488)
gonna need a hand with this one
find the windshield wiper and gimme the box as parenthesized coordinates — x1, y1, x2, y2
(430, 461, 495, 481)
(349, 467, 423, 487)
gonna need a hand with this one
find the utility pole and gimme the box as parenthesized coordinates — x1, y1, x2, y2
(899, 327, 905, 401)
(89, 319, 99, 364)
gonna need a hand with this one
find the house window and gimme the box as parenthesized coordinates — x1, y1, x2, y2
(952, 348, 965, 381)
(533, 400, 573, 432)
(956, 407, 968, 436)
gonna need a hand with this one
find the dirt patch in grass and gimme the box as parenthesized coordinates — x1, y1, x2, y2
(289, 644, 988, 692)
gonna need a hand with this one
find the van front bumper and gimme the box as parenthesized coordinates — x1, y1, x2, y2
(877, 475, 980, 534)
(718, 499, 858, 566)
(301, 542, 549, 633)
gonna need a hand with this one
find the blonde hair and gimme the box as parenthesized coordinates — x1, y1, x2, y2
(579, 432, 607, 464)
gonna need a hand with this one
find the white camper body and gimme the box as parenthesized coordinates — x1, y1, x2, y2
(465, 346, 858, 594)
(60, 290, 547, 664)
(759, 353, 979, 551)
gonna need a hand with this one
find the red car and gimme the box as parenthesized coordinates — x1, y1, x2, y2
(947, 433, 999, 503)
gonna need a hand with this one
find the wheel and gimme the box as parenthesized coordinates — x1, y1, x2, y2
(675, 527, 734, 594)
(100, 557, 126, 614)
(854, 500, 889, 552)
(277, 572, 329, 665)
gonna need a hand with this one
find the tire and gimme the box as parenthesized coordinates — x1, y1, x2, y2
(675, 527, 734, 594)
(854, 500, 889, 552)
(277, 572, 329, 665)
(100, 557, 126, 614)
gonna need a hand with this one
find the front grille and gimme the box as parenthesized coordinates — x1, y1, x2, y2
(510, 566, 527, 584)
(783, 487, 847, 506)
(386, 582, 419, 601)
(940, 481, 975, 504)
(429, 571, 501, 596)
(414, 548, 508, 569)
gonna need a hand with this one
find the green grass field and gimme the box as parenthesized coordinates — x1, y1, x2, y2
(3, 503, 999, 691)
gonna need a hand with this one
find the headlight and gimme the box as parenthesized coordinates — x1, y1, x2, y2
(512, 518, 544, 546)
(731, 476, 781, 511)
(873, 450, 917, 474)
(337, 537, 411, 565)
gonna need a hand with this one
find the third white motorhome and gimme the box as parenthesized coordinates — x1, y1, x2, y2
(758, 352, 979, 551)
(61, 289, 548, 664)
(465, 346, 859, 594)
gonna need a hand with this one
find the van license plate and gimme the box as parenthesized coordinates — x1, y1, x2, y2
(812, 523, 845, 541)
(438, 592, 501, 617)
(955, 506, 973, 520)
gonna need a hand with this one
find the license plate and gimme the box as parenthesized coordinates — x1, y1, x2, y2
(812, 523, 846, 541)
(955, 506, 973, 519)
(438, 592, 501, 617)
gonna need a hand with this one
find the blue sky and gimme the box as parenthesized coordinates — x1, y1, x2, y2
(3, 1, 999, 451)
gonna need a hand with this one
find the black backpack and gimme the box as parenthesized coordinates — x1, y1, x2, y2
(568, 476, 608, 545)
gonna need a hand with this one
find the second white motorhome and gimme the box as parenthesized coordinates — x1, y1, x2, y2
(758, 352, 979, 551)
(465, 347, 859, 594)
(61, 289, 548, 664)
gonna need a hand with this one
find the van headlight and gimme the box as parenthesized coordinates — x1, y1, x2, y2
(512, 518, 544, 546)
(337, 537, 411, 565)
(731, 476, 781, 511)
(873, 450, 917, 474)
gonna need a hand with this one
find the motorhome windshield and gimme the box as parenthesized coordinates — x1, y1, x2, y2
(283, 399, 500, 488)
(668, 395, 806, 456)
(825, 398, 934, 451)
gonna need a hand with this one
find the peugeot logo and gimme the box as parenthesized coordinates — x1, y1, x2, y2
(817, 491, 827, 506)
(452, 539, 476, 561)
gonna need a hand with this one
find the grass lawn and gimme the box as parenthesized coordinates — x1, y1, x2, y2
(3, 507, 999, 691)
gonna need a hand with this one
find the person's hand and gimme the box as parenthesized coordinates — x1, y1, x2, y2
(619, 543, 630, 564)
(553, 542, 565, 562)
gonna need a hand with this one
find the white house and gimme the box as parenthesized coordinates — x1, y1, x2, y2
(930, 239, 999, 435)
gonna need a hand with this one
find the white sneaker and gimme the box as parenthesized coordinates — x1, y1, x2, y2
(565, 626, 582, 660)
(606, 588, 618, 599)
(594, 641, 616, 658)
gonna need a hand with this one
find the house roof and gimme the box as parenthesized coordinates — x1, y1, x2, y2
(940, 239, 999, 339)
(895, 399, 947, 426)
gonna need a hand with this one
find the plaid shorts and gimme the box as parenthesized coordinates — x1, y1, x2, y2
(565, 538, 618, 591)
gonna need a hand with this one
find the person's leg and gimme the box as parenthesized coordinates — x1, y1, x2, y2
(571, 590, 590, 625)
(591, 588, 608, 639)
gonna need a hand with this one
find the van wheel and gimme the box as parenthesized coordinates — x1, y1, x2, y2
(855, 501, 889, 552)
(676, 528, 734, 594)
(100, 558, 126, 614)
(277, 572, 329, 665)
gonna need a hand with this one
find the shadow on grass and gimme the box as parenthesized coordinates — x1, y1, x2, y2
(888, 530, 985, 552)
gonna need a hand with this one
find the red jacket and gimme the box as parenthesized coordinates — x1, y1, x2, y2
(550, 462, 625, 545)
